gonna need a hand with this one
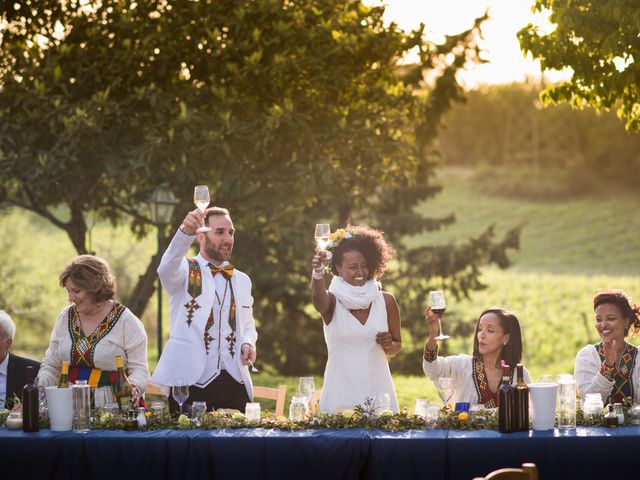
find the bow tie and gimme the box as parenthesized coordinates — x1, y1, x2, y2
(208, 263, 234, 279)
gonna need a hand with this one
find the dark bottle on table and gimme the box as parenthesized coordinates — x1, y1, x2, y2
(498, 364, 515, 433)
(514, 363, 529, 432)
(22, 366, 39, 432)
(604, 404, 618, 428)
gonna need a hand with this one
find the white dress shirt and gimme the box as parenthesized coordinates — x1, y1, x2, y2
(0, 354, 8, 409)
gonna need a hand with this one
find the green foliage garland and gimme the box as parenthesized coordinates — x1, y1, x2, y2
(4, 401, 637, 432)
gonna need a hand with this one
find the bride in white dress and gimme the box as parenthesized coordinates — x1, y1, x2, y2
(311, 226, 401, 413)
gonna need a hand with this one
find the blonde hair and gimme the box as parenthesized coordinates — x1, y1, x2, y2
(59, 255, 116, 302)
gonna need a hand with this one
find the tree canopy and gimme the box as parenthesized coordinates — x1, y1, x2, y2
(0, 0, 519, 373)
(519, 0, 640, 131)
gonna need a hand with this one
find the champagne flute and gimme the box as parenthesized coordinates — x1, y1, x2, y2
(436, 377, 453, 410)
(314, 224, 331, 251)
(194, 185, 212, 233)
(429, 290, 449, 340)
(172, 379, 189, 415)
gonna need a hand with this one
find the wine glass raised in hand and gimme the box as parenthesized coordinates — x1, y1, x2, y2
(436, 377, 453, 410)
(429, 290, 449, 340)
(314, 224, 331, 251)
(172, 380, 189, 415)
(194, 185, 212, 233)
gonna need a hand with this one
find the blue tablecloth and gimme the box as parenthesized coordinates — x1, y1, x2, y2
(0, 426, 636, 479)
(447, 427, 640, 479)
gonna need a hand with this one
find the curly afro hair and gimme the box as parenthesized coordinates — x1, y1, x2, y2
(330, 226, 394, 280)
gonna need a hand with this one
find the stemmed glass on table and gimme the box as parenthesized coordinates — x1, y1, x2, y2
(436, 377, 454, 410)
(428, 290, 449, 340)
(194, 185, 212, 233)
(172, 379, 189, 415)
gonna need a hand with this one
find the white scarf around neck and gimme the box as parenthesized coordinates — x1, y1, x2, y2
(329, 275, 380, 310)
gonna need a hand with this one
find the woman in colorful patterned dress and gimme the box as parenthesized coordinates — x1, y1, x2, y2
(311, 226, 401, 413)
(37, 255, 149, 406)
(422, 307, 529, 407)
(575, 289, 640, 404)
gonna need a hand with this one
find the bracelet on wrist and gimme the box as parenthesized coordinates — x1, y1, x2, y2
(600, 362, 615, 381)
(423, 344, 438, 362)
(180, 224, 196, 236)
(312, 268, 325, 280)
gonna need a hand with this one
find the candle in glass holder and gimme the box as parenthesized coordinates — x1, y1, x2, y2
(245, 402, 261, 421)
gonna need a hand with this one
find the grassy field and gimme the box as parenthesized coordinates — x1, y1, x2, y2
(408, 167, 640, 276)
(2, 166, 639, 411)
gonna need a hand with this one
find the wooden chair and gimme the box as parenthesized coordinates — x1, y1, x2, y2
(474, 463, 538, 480)
(311, 388, 322, 413)
(253, 385, 287, 417)
(145, 383, 168, 397)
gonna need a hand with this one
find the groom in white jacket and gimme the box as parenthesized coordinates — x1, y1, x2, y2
(151, 206, 258, 412)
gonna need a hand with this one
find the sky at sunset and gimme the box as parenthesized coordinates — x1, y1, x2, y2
(370, 0, 570, 87)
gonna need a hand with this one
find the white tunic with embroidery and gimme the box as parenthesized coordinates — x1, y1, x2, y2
(196, 260, 243, 387)
(575, 343, 640, 403)
(150, 229, 257, 399)
(423, 354, 530, 405)
(319, 290, 399, 413)
(37, 305, 149, 392)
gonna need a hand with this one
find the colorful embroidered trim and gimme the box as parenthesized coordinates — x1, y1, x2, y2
(68, 303, 125, 368)
(205, 264, 237, 358)
(596, 342, 637, 403)
(204, 310, 215, 355)
(69, 366, 118, 388)
(184, 258, 202, 327)
(472, 357, 498, 408)
(600, 362, 615, 381)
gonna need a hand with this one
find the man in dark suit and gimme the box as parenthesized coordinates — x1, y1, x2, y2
(0, 310, 40, 410)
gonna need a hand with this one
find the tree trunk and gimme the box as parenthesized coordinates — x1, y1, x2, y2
(127, 252, 161, 318)
(67, 209, 89, 254)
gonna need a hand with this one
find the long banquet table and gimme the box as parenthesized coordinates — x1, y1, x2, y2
(1, 426, 637, 479)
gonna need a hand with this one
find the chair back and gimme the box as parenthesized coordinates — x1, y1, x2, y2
(253, 385, 287, 417)
(145, 383, 168, 397)
(474, 463, 538, 480)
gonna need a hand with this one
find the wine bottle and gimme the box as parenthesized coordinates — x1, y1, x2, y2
(514, 363, 529, 432)
(498, 364, 515, 433)
(114, 355, 133, 412)
(604, 404, 618, 428)
(58, 361, 69, 388)
(22, 366, 39, 432)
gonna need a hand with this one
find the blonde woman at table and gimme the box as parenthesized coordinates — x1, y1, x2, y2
(575, 289, 640, 404)
(311, 226, 401, 413)
(37, 255, 149, 406)
(423, 307, 530, 407)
